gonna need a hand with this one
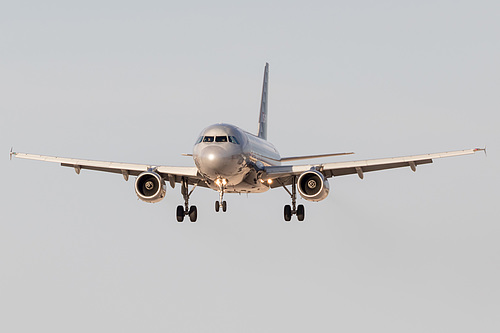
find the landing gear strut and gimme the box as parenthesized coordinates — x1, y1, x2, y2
(282, 176, 305, 222)
(176, 177, 198, 222)
(215, 178, 227, 213)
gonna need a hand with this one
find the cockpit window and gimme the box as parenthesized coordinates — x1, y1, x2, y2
(195, 136, 203, 144)
(201, 135, 237, 143)
(228, 136, 240, 144)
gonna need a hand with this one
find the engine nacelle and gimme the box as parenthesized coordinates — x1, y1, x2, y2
(134, 171, 166, 203)
(297, 169, 330, 202)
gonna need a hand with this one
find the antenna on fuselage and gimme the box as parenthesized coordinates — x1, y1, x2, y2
(257, 63, 269, 141)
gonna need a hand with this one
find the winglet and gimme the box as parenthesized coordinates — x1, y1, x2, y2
(9, 147, 16, 161)
(257, 63, 269, 140)
(474, 147, 487, 156)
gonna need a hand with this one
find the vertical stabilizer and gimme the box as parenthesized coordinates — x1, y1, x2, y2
(258, 63, 269, 140)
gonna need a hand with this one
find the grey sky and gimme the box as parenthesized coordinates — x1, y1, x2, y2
(1, 1, 499, 332)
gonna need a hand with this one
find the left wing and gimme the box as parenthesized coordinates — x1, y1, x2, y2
(10, 151, 205, 186)
(264, 148, 485, 187)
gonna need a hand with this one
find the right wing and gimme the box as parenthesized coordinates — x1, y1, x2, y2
(10, 151, 205, 187)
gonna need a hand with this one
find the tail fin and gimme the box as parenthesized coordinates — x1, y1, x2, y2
(257, 63, 269, 140)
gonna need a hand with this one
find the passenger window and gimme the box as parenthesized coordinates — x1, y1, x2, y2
(215, 136, 228, 142)
(229, 136, 240, 144)
(203, 136, 214, 143)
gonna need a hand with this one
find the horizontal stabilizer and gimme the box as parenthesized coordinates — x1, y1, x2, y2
(280, 152, 354, 162)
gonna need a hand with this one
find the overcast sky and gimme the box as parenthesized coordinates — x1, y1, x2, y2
(1, 1, 499, 332)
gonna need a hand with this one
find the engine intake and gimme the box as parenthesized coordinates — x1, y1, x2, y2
(135, 171, 166, 203)
(297, 170, 330, 202)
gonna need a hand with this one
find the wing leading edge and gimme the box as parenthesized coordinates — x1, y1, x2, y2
(11, 152, 203, 186)
(264, 148, 485, 187)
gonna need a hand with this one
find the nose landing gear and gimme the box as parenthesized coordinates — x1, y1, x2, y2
(176, 177, 198, 222)
(215, 178, 227, 213)
(215, 200, 227, 212)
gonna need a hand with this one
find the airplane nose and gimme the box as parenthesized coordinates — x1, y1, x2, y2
(199, 145, 227, 172)
(196, 145, 242, 178)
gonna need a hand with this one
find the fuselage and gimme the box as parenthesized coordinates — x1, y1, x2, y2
(192, 123, 280, 193)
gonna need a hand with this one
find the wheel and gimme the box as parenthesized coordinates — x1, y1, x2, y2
(176, 205, 185, 222)
(284, 205, 292, 222)
(215, 201, 220, 212)
(297, 204, 305, 221)
(222, 201, 227, 212)
(189, 206, 197, 222)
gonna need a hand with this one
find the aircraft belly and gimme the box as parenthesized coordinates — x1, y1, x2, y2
(227, 168, 270, 193)
(225, 182, 270, 193)
(205, 167, 270, 193)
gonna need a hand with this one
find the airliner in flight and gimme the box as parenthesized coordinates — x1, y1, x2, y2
(10, 63, 484, 222)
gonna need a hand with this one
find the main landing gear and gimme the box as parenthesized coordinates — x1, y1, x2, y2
(176, 177, 198, 222)
(214, 178, 227, 213)
(282, 176, 305, 222)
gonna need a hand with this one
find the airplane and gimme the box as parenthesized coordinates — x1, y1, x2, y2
(10, 63, 485, 222)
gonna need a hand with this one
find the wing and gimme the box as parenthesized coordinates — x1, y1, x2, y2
(10, 151, 206, 187)
(264, 148, 485, 187)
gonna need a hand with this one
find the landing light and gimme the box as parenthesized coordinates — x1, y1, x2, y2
(215, 178, 228, 186)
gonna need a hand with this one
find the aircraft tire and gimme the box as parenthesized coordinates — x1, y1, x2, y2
(176, 205, 185, 222)
(284, 205, 292, 222)
(215, 201, 220, 212)
(222, 201, 227, 212)
(189, 206, 197, 222)
(297, 204, 305, 221)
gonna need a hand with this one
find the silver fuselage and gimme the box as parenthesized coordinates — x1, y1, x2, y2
(193, 124, 280, 193)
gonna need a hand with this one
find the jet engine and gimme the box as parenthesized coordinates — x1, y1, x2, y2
(297, 169, 330, 202)
(134, 171, 166, 203)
